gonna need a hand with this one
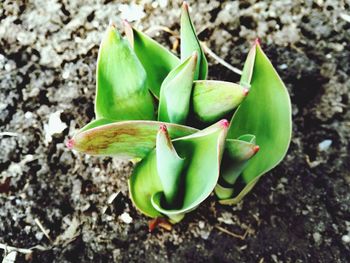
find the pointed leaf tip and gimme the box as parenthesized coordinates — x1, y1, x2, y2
(158, 53, 197, 124)
(243, 88, 249, 96)
(182, 1, 189, 10)
(253, 145, 260, 154)
(220, 119, 229, 128)
(123, 20, 134, 48)
(66, 139, 74, 149)
(180, 1, 208, 80)
(159, 124, 167, 132)
(254, 38, 260, 45)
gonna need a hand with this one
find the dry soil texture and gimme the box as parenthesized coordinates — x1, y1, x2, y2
(1, 0, 350, 262)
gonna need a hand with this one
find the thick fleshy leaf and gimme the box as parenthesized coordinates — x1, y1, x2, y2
(95, 24, 154, 121)
(192, 80, 248, 123)
(221, 135, 259, 185)
(78, 118, 115, 132)
(156, 125, 185, 207)
(215, 135, 259, 200)
(239, 40, 257, 89)
(129, 120, 228, 222)
(129, 150, 162, 217)
(124, 22, 180, 98)
(158, 52, 197, 124)
(69, 120, 197, 159)
(152, 120, 229, 221)
(227, 42, 292, 199)
(180, 2, 208, 80)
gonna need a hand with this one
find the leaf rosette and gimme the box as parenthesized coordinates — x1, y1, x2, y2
(67, 2, 292, 223)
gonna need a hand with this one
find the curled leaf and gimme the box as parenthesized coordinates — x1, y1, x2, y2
(192, 80, 248, 123)
(222, 135, 259, 185)
(158, 52, 197, 124)
(124, 22, 180, 98)
(129, 150, 162, 217)
(129, 120, 229, 222)
(180, 2, 208, 80)
(156, 125, 185, 207)
(215, 135, 259, 200)
(95, 24, 155, 121)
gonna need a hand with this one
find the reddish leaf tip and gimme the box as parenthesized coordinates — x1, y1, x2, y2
(182, 1, 189, 10)
(253, 145, 260, 154)
(254, 38, 260, 46)
(219, 119, 229, 128)
(243, 88, 249, 96)
(159, 124, 168, 132)
(66, 139, 75, 149)
(122, 19, 130, 27)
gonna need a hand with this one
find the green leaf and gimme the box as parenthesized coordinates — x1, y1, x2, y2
(192, 80, 248, 123)
(158, 52, 197, 124)
(227, 42, 292, 199)
(78, 118, 115, 132)
(239, 39, 257, 89)
(156, 125, 185, 207)
(180, 2, 208, 80)
(221, 135, 259, 185)
(129, 150, 163, 218)
(69, 120, 197, 159)
(215, 135, 259, 200)
(124, 22, 180, 98)
(130, 134, 182, 219)
(129, 120, 229, 222)
(95, 24, 155, 121)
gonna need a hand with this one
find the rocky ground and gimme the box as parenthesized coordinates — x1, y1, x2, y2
(1, 0, 350, 262)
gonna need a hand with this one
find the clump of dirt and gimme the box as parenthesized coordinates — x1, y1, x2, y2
(1, 0, 349, 262)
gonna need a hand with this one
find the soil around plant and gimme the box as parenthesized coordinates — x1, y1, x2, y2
(1, 0, 350, 262)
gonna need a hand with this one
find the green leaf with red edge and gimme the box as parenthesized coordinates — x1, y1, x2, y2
(95, 24, 155, 121)
(226, 42, 292, 203)
(180, 2, 208, 80)
(129, 120, 229, 222)
(124, 22, 180, 98)
(215, 134, 259, 200)
(158, 52, 197, 124)
(68, 120, 197, 160)
(192, 80, 248, 123)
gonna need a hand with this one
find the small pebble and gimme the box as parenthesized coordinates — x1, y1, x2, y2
(341, 235, 350, 243)
(120, 212, 133, 224)
(318, 139, 332, 151)
(35, 232, 44, 241)
(198, 221, 205, 229)
(313, 232, 322, 244)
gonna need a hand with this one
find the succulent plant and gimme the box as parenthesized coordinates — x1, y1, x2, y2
(67, 2, 292, 224)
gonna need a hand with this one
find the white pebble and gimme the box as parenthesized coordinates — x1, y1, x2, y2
(120, 212, 133, 224)
(313, 232, 322, 243)
(44, 110, 67, 144)
(342, 235, 350, 243)
(318, 139, 332, 151)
